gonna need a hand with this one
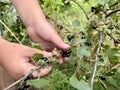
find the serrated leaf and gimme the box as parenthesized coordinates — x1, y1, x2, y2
(33, 53, 43, 61)
(27, 78, 50, 88)
(77, 46, 91, 59)
(70, 75, 90, 90)
(72, 20, 80, 27)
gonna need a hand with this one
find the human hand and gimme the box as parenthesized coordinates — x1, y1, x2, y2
(27, 20, 70, 63)
(0, 39, 52, 80)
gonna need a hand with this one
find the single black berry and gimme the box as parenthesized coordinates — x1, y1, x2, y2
(67, 35, 74, 41)
(92, 25, 97, 29)
(99, 76, 106, 80)
(42, 57, 48, 61)
(62, 49, 72, 57)
(24, 83, 30, 88)
(18, 85, 25, 90)
(24, 74, 33, 81)
(85, 42, 92, 46)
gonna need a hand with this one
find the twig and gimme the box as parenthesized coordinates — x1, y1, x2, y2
(106, 32, 120, 43)
(106, 8, 120, 17)
(109, 0, 119, 8)
(0, 20, 21, 44)
(3, 67, 40, 90)
(90, 31, 103, 90)
(71, 0, 89, 20)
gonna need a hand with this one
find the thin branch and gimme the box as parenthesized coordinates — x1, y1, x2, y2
(109, 0, 119, 8)
(71, 0, 89, 20)
(0, 20, 21, 44)
(106, 8, 120, 17)
(3, 67, 40, 90)
(90, 31, 103, 90)
(106, 32, 120, 43)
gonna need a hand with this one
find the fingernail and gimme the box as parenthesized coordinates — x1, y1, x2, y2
(65, 44, 70, 48)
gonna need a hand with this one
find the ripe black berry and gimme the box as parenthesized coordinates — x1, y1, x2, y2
(42, 57, 48, 61)
(24, 83, 30, 88)
(18, 85, 25, 90)
(99, 76, 106, 80)
(62, 49, 72, 57)
(85, 42, 92, 46)
(24, 74, 33, 81)
(67, 35, 74, 41)
(92, 25, 97, 29)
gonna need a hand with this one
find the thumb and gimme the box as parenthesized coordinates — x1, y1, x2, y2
(50, 30, 70, 50)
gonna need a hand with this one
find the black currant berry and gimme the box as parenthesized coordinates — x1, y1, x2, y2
(24, 74, 33, 81)
(24, 83, 30, 88)
(67, 35, 74, 41)
(18, 85, 25, 90)
(99, 76, 106, 80)
(62, 49, 72, 57)
(85, 42, 92, 46)
(42, 57, 48, 61)
(92, 25, 97, 29)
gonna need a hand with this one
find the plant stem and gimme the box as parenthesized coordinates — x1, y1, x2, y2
(71, 0, 89, 20)
(3, 67, 40, 90)
(106, 8, 120, 17)
(0, 20, 21, 44)
(106, 32, 120, 43)
(90, 31, 103, 90)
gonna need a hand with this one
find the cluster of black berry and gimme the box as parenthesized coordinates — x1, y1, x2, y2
(18, 74, 33, 90)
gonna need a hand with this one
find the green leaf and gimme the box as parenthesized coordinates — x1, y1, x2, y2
(27, 78, 50, 88)
(97, 0, 107, 5)
(75, 38, 86, 44)
(72, 20, 80, 27)
(33, 44, 43, 50)
(107, 48, 119, 63)
(33, 53, 43, 61)
(70, 75, 90, 90)
(77, 46, 91, 59)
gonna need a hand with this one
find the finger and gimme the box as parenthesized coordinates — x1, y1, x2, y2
(22, 63, 52, 78)
(63, 57, 69, 62)
(49, 29, 70, 50)
(26, 47, 52, 58)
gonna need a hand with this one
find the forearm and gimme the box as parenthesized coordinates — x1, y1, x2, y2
(11, 0, 46, 27)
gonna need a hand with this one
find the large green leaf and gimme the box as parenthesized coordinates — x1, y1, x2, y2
(70, 75, 90, 90)
(77, 46, 91, 59)
(27, 78, 50, 88)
